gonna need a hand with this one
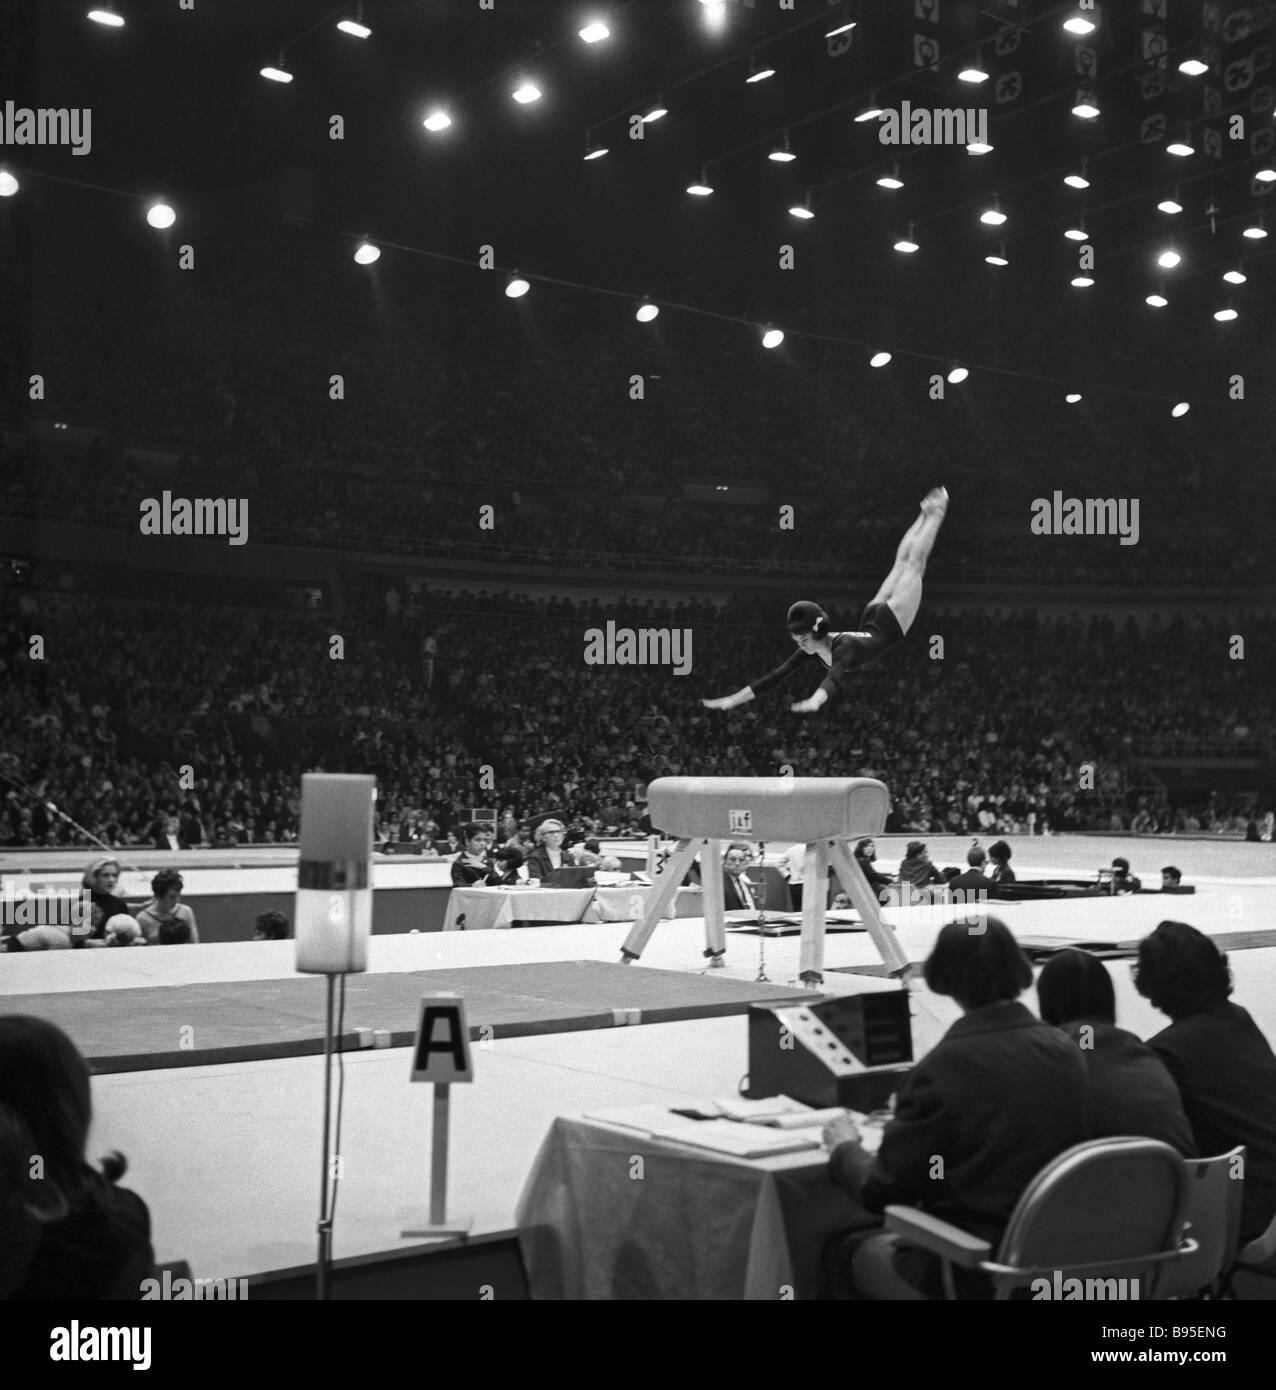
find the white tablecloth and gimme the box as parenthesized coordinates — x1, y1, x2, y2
(443, 884, 705, 931)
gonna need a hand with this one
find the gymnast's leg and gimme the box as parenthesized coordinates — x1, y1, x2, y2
(868, 487, 948, 636)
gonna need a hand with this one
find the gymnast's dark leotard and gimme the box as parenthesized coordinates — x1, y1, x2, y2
(749, 601, 905, 698)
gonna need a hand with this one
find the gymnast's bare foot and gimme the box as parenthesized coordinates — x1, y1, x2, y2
(921, 486, 949, 517)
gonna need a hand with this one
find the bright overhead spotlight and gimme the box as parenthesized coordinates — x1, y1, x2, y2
(789, 199, 815, 220)
(641, 98, 668, 123)
(635, 300, 659, 323)
(337, 19, 371, 39)
(947, 364, 969, 384)
(1071, 275, 1094, 287)
(505, 275, 530, 298)
(1072, 91, 1100, 119)
(512, 82, 541, 104)
(985, 249, 1009, 266)
(1171, 402, 1190, 417)
(855, 100, 884, 123)
(579, 21, 610, 44)
(768, 136, 796, 163)
(423, 110, 452, 132)
(1065, 392, 1083, 403)
(893, 234, 919, 253)
(1146, 293, 1168, 308)
(1063, 16, 1096, 35)
(146, 202, 176, 229)
(0, 170, 18, 197)
(1157, 249, 1181, 268)
(261, 64, 294, 84)
(1214, 306, 1238, 321)
(583, 141, 607, 161)
(686, 172, 714, 196)
(1064, 170, 1090, 189)
(826, 21, 857, 38)
(1157, 197, 1183, 214)
(1167, 138, 1194, 157)
(958, 63, 990, 84)
(353, 240, 380, 265)
(1064, 227, 1088, 241)
(980, 206, 1007, 226)
(1222, 268, 1247, 284)
(746, 54, 776, 82)
(870, 351, 892, 367)
(877, 165, 904, 189)
(966, 141, 994, 155)
(1243, 218, 1268, 238)
(1179, 58, 1208, 76)
(761, 327, 785, 349)
(87, 8, 125, 25)
(1255, 166, 1276, 183)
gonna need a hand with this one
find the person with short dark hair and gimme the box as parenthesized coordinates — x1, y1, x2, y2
(487, 846, 524, 886)
(1160, 865, 1183, 890)
(1134, 921, 1276, 1245)
(1110, 857, 1142, 893)
(986, 841, 1015, 884)
(253, 910, 289, 941)
(134, 869, 199, 945)
(0, 1016, 154, 1299)
(948, 845, 994, 896)
(853, 838, 894, 897)
(897, 841, 945, 896)
(450, 824, 494, 886)
(1037, 949, 1193, 1154)
(822, 917, 1089, 1298)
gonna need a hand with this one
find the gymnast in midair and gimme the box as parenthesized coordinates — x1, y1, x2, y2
(702, 487, 949, 716)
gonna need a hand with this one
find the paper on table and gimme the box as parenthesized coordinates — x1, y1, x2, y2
(712, 1094, 811, 1121)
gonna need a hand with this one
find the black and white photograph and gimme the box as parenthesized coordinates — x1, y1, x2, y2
(1, 0, 1274, 1355)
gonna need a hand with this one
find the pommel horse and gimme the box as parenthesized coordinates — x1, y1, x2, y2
(620, 776, 910, 986)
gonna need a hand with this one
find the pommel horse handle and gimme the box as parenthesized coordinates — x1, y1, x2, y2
(619, 777, 910, 984)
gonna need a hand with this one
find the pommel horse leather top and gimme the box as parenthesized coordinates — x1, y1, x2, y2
(627, 777, 908, 985)
(646, 777, 890, 844)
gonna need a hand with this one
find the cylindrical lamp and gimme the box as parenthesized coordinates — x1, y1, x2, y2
(295, 773, 376, 975)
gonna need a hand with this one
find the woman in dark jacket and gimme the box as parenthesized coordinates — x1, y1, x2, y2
(0, 1016, 154, 1300)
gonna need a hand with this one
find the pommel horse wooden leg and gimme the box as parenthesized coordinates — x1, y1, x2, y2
(620, 837, 702, 964)
(797, 840, 830, 986)
(700, 838, 727, 967)
(827, 840, 912, 980)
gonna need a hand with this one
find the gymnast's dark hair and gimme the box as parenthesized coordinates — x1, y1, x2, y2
(1037, 948, 1117, 1026)
(0, 1016, 129, 1209)
(924, 917, 1032, 1010)
(1133, 921, 1233, 1020)
(786, 600, 829, 637)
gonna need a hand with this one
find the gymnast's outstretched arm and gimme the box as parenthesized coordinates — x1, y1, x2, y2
(702, 649, 807, 710)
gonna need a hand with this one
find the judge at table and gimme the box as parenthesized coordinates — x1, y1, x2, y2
(723, 844, 761, 912)
(523, 820, 569, 882)
(450, 824, 495, 886)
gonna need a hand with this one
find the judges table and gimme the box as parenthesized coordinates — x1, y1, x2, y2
(516, 1112, 884, 1300)
(444, 884, 704, 931)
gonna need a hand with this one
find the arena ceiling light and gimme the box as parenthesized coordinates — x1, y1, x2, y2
(947, 364, 969, 384)
(1171, 402, 1190, 417)
(686, 169, 713, 195)
(635, 299, 659, 322)
(1167, 125, 1195, 156)
(1064, 225, 1088, 241)
(146, 201, 176, 229)
(1242, 215, 1268, 238)
(1145, 292, 1168, 308)
(788, 194, 815, 220)
(583, 136, 607, 160)
(1063, 15, 1096, 35)
(958, 54, 990, 84)
(641, 96, 668, 123)
(1157, 248, 1181, 268)
(261, 61, 294, 84)
(985, 244, 1009, 266)
(1222, 267, 1247, 284)
(0, 170, 18, 197)
(336, 6, 371, 39)
(422, 110, 452, 132)
(512, 82, 542, 105)
(855, 96, 884, 123)
(1214, 306, 1238, 321)
(1071, 275, 1094, 287)
(825, 19, 857, 40)
(1064, 161, 1090, 189)
(1179, 57, 1208, 76)
(746, 56, 776, 83)
(870, 350, 892, 367)
(877, 163, 903, 189)
(1255, 166, 1276, 183)
(768, 134, 796, 163)
(893, 224, 920, 253)
(579, 20, 610, 44)
(353, 240, 380, 265)
(1071, 89, 1100, 119)
(1065, 392, 1083, 403)
(760, 326, 785, 349)
(87, 7, 125, 25)
(979, 201, 1006, 225)
(505, 274, 531, 298)
(1157, 194, 1183, 214)
(966, 140, 994, 155)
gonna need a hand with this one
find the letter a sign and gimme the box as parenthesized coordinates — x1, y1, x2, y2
(410, 994, 474, 1083)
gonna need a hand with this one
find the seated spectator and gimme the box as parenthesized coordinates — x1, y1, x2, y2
(253, 910, 290, 941)
(0, 1016, 154, 1299)
(722, 843, 760, 911)
(1036, 948, 1194, 1153)
(450, 824, 494, 886)
(1110, 857, 1142, 893)
(133, 870, 200, 945)
(822, 917, 1088, 1299)
(1160, 865, 1187, 892)
(854, 838, 894, 897)
(948, 846, 994, 896)
(1134, 922, 1276, 1246)
(896, 841, 945, 900)
(986, 841, 1015, 884)
(82, 857, 130, 942)
(487, 846, 524, 886)
(523, 820, 568, 882)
